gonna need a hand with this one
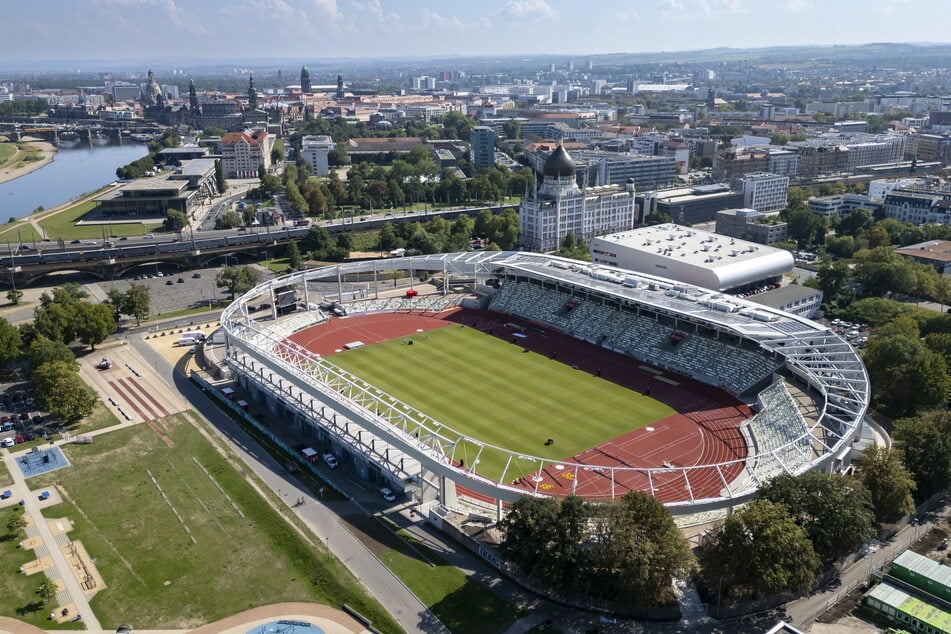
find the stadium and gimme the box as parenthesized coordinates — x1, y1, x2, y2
(220, 251, 870, 519)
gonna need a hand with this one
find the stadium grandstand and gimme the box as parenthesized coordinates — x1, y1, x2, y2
(220, 251, 869, 519)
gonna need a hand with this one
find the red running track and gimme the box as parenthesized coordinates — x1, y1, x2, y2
(286, 308, 750, 505)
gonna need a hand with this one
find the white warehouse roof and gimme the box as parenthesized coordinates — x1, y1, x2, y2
(589, 223, 794, 292)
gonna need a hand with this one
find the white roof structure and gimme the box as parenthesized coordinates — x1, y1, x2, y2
(589, 224, 794, 291)
(221, 251, 868, 514)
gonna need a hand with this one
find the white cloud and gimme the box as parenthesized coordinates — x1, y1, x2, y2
(874, 0, 909, 16)
(504, 0, 556, 19)
(657, 0, 747, 20)
(420, 9, 465, 31)
(784, 0, 813, 12)
(616, 9, 640, 22)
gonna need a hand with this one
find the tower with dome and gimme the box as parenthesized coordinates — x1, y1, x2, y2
(519, 141, 636, 252)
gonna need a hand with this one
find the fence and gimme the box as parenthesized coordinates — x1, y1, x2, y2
(190, 370, 348, 499)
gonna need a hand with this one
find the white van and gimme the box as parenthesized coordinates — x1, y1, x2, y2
(181, 330, 206, 342)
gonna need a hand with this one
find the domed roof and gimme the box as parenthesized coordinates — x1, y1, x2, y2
(543, 143, 576, 178)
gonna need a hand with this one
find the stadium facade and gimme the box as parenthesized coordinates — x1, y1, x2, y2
(221, 251, 869, 519)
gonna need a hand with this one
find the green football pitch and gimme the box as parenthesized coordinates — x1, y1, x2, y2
(329, 325, 674, 481)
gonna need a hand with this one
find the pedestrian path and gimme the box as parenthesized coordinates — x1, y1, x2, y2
(1, 449, 102, 631)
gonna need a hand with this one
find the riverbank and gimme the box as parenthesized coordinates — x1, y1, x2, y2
(0, 137, 57, 185)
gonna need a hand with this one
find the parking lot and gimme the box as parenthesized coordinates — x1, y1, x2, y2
(96, 263, 275, 317)
(0, 376, 54, 448)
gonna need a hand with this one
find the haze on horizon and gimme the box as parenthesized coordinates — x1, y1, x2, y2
(2, 0, 949, 66)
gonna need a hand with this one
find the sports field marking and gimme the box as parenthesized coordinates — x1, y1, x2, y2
(329, 325, 675, 482)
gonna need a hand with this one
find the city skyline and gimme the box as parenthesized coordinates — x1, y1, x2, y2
(2, 0, 949, 65)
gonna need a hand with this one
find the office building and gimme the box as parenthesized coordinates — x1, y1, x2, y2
(749, 286, 823, 319)
(716, 208, 789, 244)
(299, 135, 334, 176)
(519, 143, 636, 252)
(219, 128, 273, 179)
(807, 193, 879, 217)
(713, 147, 770, 186)
(470, 126, 496, 173)
(638, 184, 744, 225)
(884, 189, 951, 225)
(741, 172, 789, 214)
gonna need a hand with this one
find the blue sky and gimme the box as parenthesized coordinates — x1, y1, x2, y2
(1, 0, 946, 61)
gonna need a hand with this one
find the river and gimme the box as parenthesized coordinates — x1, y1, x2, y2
(0, 141, 148, 222)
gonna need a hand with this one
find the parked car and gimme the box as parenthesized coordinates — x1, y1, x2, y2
(380, 487, 396, 502)
(322, 452, 339, 469)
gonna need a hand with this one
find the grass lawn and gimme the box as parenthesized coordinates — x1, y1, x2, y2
(74, 401, 122, 434)
(0, 222, 42, 244)
(331, 326, 673, 481)
(0, 509, 84, 630)
(153, 301, 228, 320)
(260, 257, 291, 273)
(0, 458, 11, 488)
(0, 143, 18, 166)
(37, 200, 162, 241)
(379, 530, 519, 634)
(27, 414, 402, 631)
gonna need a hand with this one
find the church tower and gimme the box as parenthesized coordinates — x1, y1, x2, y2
(188, 78, 200, 112)
(247, 74, 258, 110)
(300, 66, 311, 93)
(143, 68, 161, 107)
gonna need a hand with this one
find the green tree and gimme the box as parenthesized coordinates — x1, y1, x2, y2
(33, 302, 76, 344)
(556, 232, 591, 261)
(498, 496, 564, 580)
(892, 410, 951, 502)
(214, 210, 241, 230)
(759, 472, 874, 563)
(163, 209, 188, 233)
(216, 266, 261, 300)
(0, 317, 21, 368)
(698, 499, 819, 601)
(73, 302, 116, 351)
(924, 333, 951, 367)
(6, 288, 23, 305)
(816, 257, 852, 308)
(104, 288, 126, 323)
(837, 208, 873, 237)
(214, 158, 227, 193)
(7, 508, 27, 537)
(286, 240, 302, 270)
(863, 333, 951, 418)
(784, 207, 828, 249)
(856, 445, 916, 524)
(271, 138, 285, 165)
(123, 283, 151, 327)
(36, 576, 57, 605)
(502, 119, 521, 140)
(587, 491, 694, 604)
(32, 361, 97, 423)
(845, 297, 909, 328)
(25, 336, 76, 379)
